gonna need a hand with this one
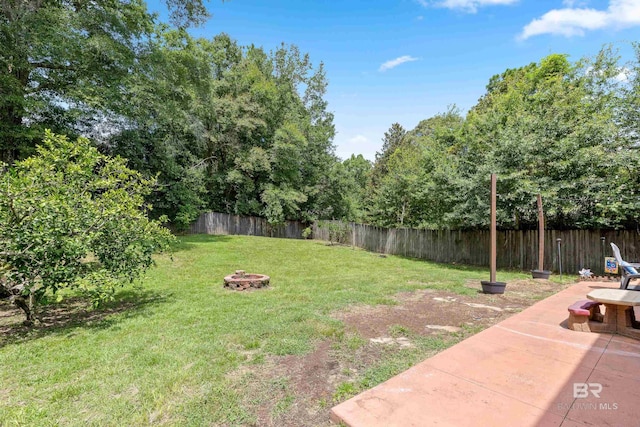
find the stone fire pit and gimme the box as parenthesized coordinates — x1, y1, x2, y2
(224, 270, 270, 291)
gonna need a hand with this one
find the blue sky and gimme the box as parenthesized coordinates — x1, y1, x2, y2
(151, 0, 640, 160)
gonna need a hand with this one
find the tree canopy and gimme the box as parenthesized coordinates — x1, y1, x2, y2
(3, 0, 639, 233)
(365, 46, 640, 230)
(1, 0, 351, 228)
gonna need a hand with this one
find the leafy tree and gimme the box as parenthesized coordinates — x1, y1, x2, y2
(369, 123, 406, 188)
(340, 154, 372, 221)
(0, 0, 212, 163)
(368, 108, 463, 228)
(0, 131, 174, 324)
(450, 50, 636, 229)
(364, 47, 640, 231)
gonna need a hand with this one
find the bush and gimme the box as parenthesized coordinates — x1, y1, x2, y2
(318, 221, 351, 245)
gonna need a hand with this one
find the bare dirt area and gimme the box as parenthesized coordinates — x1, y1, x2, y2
(337, 278, 566, 339)
(235, 278, 573, 427)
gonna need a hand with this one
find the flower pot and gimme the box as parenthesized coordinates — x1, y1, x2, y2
(481, 281, 506, 294)
(531, 269, 551, 280)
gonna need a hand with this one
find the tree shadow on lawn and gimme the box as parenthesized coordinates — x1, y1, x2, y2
(169, 234, 234, 252)
(0, 289, 171, 348)
(366, 251, 495, 274)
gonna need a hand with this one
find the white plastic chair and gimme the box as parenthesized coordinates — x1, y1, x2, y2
(610, 242, 640, 290)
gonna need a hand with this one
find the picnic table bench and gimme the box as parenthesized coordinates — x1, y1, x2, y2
(567, 300, 603, 332)
(584, 289, 640, 339)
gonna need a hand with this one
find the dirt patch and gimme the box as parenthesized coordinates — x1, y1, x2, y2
(236, 278, 571, 426)
(336, 279, 561, 340)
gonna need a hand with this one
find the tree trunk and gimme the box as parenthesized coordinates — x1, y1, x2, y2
(11, 295, 36, 325)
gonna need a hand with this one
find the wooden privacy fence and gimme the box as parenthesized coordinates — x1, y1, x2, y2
(311, 221, 640, 275)
(189, 213, 640, 274)
(189, 212, 305, 239)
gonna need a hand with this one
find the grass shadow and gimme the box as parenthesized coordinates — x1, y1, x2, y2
(0, 288, 171, 348)
(171, 234, 234, 251)
(381, 253, 494, 274)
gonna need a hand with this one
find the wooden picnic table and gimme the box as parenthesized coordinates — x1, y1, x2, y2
(587, 289, 640, 339)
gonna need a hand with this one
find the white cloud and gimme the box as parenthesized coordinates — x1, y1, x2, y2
(348, 135, 369, 145)
(585, 65, 632, 83)
(379, 55, 419, 72)
(614, 67, 631, 82)
(520, 0, 640, 40)
(418, 0, 518, 13)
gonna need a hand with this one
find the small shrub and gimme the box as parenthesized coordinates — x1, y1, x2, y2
(302, 226, 313, 239)
(318, 221, 351, 245)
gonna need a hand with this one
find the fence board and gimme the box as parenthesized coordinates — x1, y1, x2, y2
(189, 212, 305, 239)
(310, 221, 640, 274)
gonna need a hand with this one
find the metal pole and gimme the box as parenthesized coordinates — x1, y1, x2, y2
(600, 237, 606, 276)
(537, 194, 544, 271)
(490, 174, 497, 283)
(557, 238, 562, 277)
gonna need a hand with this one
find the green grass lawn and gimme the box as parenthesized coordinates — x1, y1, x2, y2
(0, 235, 536, 426)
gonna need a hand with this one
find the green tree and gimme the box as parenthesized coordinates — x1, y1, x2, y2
(368, 108, 463, 228)
(369, 123, 406, 188)
(340, 154, 372, 221)
(0, 0, 212, 163)
(451, 50, 637, 229)
(0, 131, 174, 324)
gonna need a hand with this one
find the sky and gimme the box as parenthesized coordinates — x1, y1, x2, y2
(149, 0, 640, 160)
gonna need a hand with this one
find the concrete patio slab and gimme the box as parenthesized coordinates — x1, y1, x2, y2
(331, 280, 640, 426)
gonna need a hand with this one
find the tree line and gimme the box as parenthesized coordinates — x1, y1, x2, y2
(3, 0, 639, 232)
(1, 0, 352, 229)
(359, 47, 640, 231)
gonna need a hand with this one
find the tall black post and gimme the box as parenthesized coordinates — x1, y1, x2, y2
(556, 238, 562, 277)
(600, 236, 606, 276)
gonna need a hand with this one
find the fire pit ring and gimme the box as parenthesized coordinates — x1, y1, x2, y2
(224, 270, 270, 291)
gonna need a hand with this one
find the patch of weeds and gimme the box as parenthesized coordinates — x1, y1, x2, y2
(318, 397, 329, 409)
(388, 324, 411, 338)
(371, 297, 398, 306)
(318, 322, 345, 340)
(426, 282, 478, 296)
(344, 334, 367, 351)
(412, 335, 451, 352)
(269, 376, 289, 392)
(341, 368, 353, 377)
(242, 339, 261, 350)
(271, 394, 295, 418)
(248, 353, 265, 365)
(459, 323, 484, 336)
(264, 337, 311, 356)
(333, 381, 358, 402)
